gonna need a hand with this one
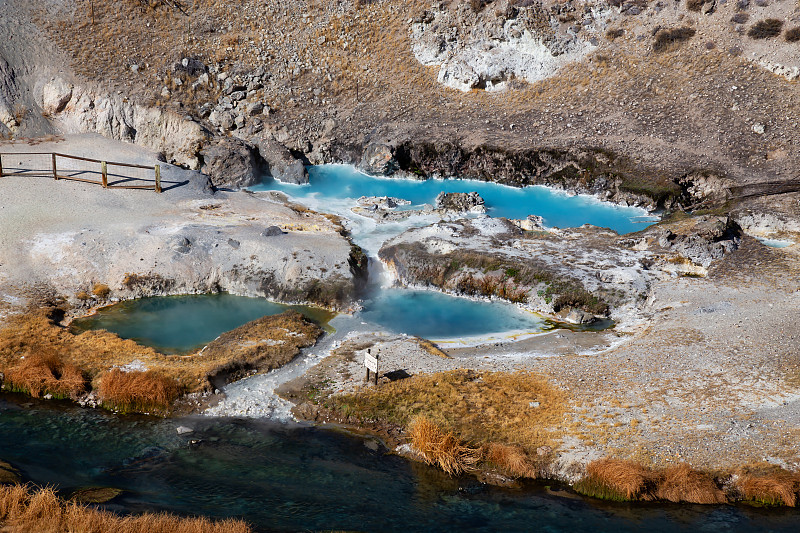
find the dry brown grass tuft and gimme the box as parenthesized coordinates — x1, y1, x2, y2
(580, 459, 655, 501)
(736, 465, 800, 506)
(5, 351, 86, 399)
(748, 19, 784, 40)
(0, 484, 252, 532)
(92, 283, 111, 299)
(413, 337, 450, 359)
(485, 443, 536, 479)
(409, 417, 481, 476)
(655, 464, 726, 504)
(98, 369, 182, 414)
(327, 370, 566, 452)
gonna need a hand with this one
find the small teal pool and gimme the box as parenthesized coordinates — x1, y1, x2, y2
(756, 237, 794, 248)
(252, 165, 657, 235)
(361, 288, 545, 339)
(70, 294, 335, 354)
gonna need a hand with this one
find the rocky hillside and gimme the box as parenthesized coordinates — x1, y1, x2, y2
(0, 0, 798, 210)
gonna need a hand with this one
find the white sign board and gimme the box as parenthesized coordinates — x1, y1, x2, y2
(364, 353, 378, 373)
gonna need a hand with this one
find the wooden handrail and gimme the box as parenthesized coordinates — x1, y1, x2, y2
(0, 151, 162, 192)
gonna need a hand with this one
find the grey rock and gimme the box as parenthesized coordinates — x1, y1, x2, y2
(254, 136, 308, 184)
(247, 101, 264, 116)
(435, 191, 486, 213)
(228, 238, 240, 249)
(360, 143, 398, 175)
(208, 109, 235, 131)
(565, 308, 596, 324)
(176, 58, 207, 76)
(200, 137, 260, 189)
(172, 236, 192, 254)
(176, 425, 194, 435)
(230, 90, 246, 101)
(262, 225, 284, 237)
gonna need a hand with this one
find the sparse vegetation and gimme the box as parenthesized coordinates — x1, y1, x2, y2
(0, 484, 252, 533)
(92, 283, 111, 299)
(748, 19, 784, 39)
(653, 27, 697, 53)
(686, 0, 707, 12)
(383, 244, 609, 315)
(731, 13, 749, 24)
(786, 27, 800, 43)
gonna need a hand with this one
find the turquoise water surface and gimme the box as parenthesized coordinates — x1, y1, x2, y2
(1, 397, 798, 533)
(362, 288, 544, 339)
(70, 294, 334, 354)
(253, 165, 657, 235)
(71, 290, 545, 350)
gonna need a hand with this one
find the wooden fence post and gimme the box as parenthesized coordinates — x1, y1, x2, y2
(0, 154, 3, 178)
(154, 164, 162, 193)
(52, 153, 58, 180)
(101, 161, 108, 188)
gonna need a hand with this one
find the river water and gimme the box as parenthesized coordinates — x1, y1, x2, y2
(16, 167, 799, 530)
(1, 396, 798, 532)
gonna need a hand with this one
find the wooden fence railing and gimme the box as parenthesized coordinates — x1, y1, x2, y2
(0, 152, 162, 193)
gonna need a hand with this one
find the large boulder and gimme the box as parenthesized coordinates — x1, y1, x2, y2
(359, 142, 398, 176)
(41, 77, 73, 115)
(200, 137, 260, 189)
(254, 136, 308, 184)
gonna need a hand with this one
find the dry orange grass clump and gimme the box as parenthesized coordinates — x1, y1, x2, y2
(329, 370, 565, 452)
(736, 465, 800, 506)
(4, 351, 85, 400)
(0, 484, 252, 533)
(578, 458, 656, 501)
(485, 443, 536, 479)
(99, 369, 182, 414)
(409, 417, 480, 476)
(655, 464, 726, 504)
(576, 459, 729, 504)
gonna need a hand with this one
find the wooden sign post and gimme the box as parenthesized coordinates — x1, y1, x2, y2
(364, 348, 378, 386)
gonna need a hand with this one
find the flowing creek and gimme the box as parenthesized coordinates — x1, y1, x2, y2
(17, 166, 795, 531)
(2, 396, 798, 532)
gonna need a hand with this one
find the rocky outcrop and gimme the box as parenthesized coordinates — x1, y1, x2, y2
(39, 77, 209, 169)
(379, 218, 643, 320)
(254, 135, 308, 184)
(435, 192, 486, 214)
(200, 136, 260, 189)
(365, 140, 682, 210)
(652, 216, 741, 269)
(411, 1, 597, 91)
(0, 54, 23, 135)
